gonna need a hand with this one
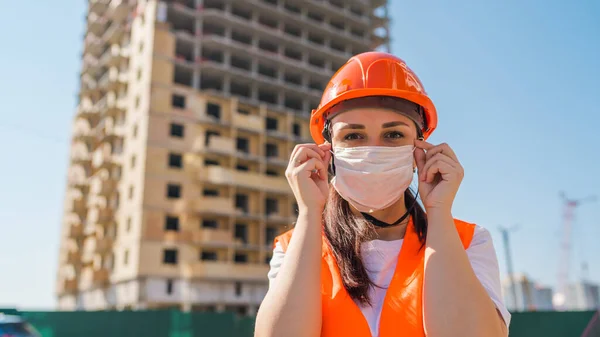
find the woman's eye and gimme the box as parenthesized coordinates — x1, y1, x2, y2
(385, 131, 405, 139)
(343, 133, 363, 140)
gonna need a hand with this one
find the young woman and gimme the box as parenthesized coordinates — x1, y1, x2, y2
(255, 52, 510, 337)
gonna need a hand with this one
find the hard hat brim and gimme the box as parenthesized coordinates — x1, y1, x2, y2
(310, 89, 438, 144)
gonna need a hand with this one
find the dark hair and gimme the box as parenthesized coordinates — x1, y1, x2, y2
(322, 187, 428, 306)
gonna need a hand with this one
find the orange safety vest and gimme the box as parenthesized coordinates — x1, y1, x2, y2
(274, 218, 476, 337)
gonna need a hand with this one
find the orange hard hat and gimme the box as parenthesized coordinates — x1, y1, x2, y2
(310, 52, 438, 144)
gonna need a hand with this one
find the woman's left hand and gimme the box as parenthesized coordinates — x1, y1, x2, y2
(414, 140, 464, 213)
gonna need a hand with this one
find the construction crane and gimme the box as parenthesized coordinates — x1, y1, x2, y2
(499, 225, 519, 311)
(553, 192, 596, 310)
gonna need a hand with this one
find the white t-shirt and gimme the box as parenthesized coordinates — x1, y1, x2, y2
(267, 225, 511, 337)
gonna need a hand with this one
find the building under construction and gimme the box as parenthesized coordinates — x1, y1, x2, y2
(56, 0, 390, 313)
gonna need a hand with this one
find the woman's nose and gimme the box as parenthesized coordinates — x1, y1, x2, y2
(371, 138, 386, 147)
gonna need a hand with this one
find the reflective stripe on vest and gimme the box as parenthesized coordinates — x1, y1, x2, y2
(274, 218, 476, 337)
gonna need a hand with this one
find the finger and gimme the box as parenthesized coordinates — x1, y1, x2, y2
(286, 148, 323, 179)
(414, 147, 427, 179)
(318, 143, 332, 153)
(421, 153, 458, 177)
(414, 139, 435, 151)
(424, 160, 459, 183)
(292, 147, 323, 166)
(322, 150, 332, 169)
(289, 144, 325, 162)
(295, 158, 327, 180)
(421, 153, 459, 181)
(425, 143, 459, 162)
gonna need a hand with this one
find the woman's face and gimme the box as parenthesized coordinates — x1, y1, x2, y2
(330, 108, 419, 149)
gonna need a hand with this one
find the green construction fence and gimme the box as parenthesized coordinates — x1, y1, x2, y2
(3, 309, 598, 337)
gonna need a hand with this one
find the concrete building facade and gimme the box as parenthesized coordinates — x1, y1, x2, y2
(56, 0, 390, 313)
(565, 282, 600, 311)
(503, 274, 555, 312)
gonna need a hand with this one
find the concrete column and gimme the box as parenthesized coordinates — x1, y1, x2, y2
(251, 58, 258, 75)
(182, 279, 192, 312)
(224, 50, 231, 67)
(326, 60, 333, 72)
(251, 86, 258, 101)
(302, 99, 310, 115)
(223, 75, 231, 95)
(193, 70, 200, 89)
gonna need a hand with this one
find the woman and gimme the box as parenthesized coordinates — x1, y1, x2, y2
(255, 52, 510, 337)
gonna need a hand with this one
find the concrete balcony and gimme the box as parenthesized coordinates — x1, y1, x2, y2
(266, 212, 295, 225)
(235, 208, 264, 221)
(70, 196, 87, 216)
(371, 14, 389, 28)
(97, 68, 128, 91)
(92, 144, 122, 171)
(90, 170, 118, 196)
(191, 228, 233, 246)
(182, 262, 269, 282)
(106, 0, 133, 22)
(304, 0, 370, 26)
(202, 166, 291, 194)
(98, 207, 113, 224)
(93, 237, 113, 254)
(92, 268, 110, 285)
(175, 196, 236, 216)
(82, 53, 100, 76)
(89, 0, 110, 15)
(87, 12, 108, 36)
(80, 73, 101, 96)
(201, 9, 350, 63)
(371, 33, 390, 49)
(232, 112, 264, 133)
(62, 279, 79, 294)
(66, 251, 81, 265)
(94, 117, 124, 142)
(102, 20, 130, 44)
(144, 222, 193, 243)
(250, 0, 370, 47)
(77, 101, 100, 121)
(73, 119, 94, 142)
(87, 205, 114, 226)
(71, 144, 92, 169)
(98, 44, 130, 68)
(207, 136, 236, 154)
(192, 135, 235, 155)
(68, 223, 84, 239)
(200, 34, 332, 81)
(67, 168, 89, 191)
(266, 155, 289, 167)
(265, 129, 291, 141)
(84, 33, 104, 56)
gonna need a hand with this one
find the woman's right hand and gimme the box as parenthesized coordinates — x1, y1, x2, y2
(285, 143, 332, 213)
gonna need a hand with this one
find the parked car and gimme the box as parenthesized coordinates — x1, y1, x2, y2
(0, 314, 41, 337)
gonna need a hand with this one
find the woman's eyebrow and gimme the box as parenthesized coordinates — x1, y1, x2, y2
(382, 121, 410, 128)
(337, 123, 365, 130)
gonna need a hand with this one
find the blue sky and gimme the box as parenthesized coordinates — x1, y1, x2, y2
(0, 1, 598, 309)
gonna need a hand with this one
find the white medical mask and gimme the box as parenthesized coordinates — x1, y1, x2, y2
(331, 145, 415, 213)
